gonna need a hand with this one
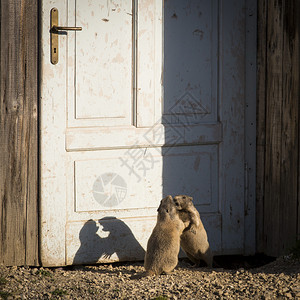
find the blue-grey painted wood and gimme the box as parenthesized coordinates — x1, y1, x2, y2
(220, 0, 246, 254)
(244, 0, 257, 255)
(164, 0, 256, 255)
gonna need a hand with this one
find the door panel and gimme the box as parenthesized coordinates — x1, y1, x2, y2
(163, 0, 218, 124)
(40, 0, 255, 266)
(66, 217, 153, 265)
(72, 145, 218, 213)
(68, 1, 133, 126)
(73, 149, 162, 213)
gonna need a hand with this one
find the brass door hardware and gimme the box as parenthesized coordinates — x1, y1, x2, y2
(50, 8, 82, 64)
(52, 26, 83, 32)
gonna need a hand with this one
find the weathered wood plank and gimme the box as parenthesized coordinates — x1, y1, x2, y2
(260, 0, 300, 256)
(264, 0, 283, 257)
(256, 0, 267, 254)
(0, 0, 39, 266)
(280, 0, 299, 254)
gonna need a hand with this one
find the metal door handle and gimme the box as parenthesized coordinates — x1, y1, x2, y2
(51, 26, 82, 32)
(50, 8, 82, 64)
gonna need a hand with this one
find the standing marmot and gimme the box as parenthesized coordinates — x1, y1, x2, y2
(173, 195, 213, 267)
(144, 195, 186, 276)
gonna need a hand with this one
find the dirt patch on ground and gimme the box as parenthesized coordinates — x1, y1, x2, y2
(0, 255, 299, 299)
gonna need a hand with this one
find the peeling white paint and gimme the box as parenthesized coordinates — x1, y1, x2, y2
(40, 0, 256, 266)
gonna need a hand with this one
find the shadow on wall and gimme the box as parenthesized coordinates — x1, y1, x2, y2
(162, 0, 214, 200)
(162, 0, 220, 253)
(73, 217, 145, 265)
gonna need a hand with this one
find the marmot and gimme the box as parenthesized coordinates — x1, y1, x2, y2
(173, 195, 213, 267)
(144, 195, 186, 276)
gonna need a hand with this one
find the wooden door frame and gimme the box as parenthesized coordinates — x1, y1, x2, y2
(244, 0, 257, 255)
(0, 0, 39, 266)
(256, 0, 300, 256)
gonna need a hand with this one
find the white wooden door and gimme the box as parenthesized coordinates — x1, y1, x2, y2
(40, 0, 256, 266)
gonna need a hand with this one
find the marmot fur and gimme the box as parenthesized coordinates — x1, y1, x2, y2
(144, 195, 186, 275)
(173, 195, 213, 267)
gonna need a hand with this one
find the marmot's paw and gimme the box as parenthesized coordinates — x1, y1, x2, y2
(190, 225, 197, 234)
(102, 253, 112, 259)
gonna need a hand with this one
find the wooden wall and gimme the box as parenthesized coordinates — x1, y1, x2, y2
(256, 0, 300, 256)
(0, 0, 39, 265)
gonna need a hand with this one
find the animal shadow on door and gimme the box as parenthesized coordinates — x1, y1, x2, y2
(73, 217, 145, 265)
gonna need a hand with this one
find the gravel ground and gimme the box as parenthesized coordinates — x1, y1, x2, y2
(0, 256, 299, 299)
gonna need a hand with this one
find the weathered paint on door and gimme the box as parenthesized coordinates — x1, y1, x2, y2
(40, 0, 256, 266)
